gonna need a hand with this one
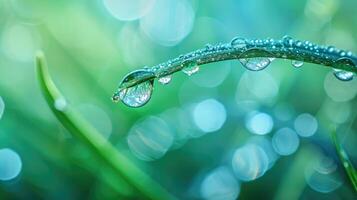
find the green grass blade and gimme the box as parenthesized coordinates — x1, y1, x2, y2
(35, 51, 176, 200)
(331, 129, 357, 192)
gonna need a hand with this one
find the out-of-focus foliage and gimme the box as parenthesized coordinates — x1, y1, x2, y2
(0, 0, 356, 199)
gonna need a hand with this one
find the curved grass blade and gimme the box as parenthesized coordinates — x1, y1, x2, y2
(331, 129, 357, 192)
(35, 51, 176, 200)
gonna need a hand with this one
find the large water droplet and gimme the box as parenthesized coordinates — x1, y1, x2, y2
(182, 62, 199, 76)
(230, 37, 246, 49)
(118, 80, 154, 107)
(239, 57, 271, 71)
(332, 58, 355, 81)
(158, 75, 172, 85)
(333, 69, 354, 81)
(113, 69, 155, 107)
(292, 60, 304, 68)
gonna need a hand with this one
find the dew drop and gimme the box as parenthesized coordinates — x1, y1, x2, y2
(327, 46, 335, 53)
(239, 57, 271, 71)
(346, 51, 353, 57)
(182, 62, 199, 76)
(230, 37, 246, 49)
(54, 97, 67, 111)
(292, 60, 304, 68)
(332, 58, 356, 81)
(282, 35, 294, 46)
(333, 69, 354, 81)
(117, 80, 154, 107)
(158, 75, 172, 85)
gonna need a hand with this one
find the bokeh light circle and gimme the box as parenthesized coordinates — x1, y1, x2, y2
(232, 144, 269, 181)
(0, 148, 22, 181)
(127, 116, 174, 161)
(193, 99, 227, 133)
(245, 112, 274, 135)
(1, 23, 40, 62)
(294, 113, 318, 137)
(200, 167, 240, 200)
(324, 71, 357, 102)
(103, 0, 156, 21)
(272, 128, 300, 156)
(140, 0, 195, 46)
(305, 155, 343, 193)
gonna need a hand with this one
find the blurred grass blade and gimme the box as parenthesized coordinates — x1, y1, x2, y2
(35, 51, 176, 200)
(331, 129, 357, 192)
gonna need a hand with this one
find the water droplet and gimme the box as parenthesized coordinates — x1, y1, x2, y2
(346, 51, 353, 57)
(54, 97, 67, 111)
(158, 75, 172, 85)
(182, 62, 199, 76)
(292, 60, 304, 68)
(239, 57, 271, 71)
(230, 37, 246, 49)
(332, 58, 356, 81)
(282, 35, 294, 46)
(118, 80, 154, 107)
(327, 46, 335, 53)
(333, 69, 354, 81)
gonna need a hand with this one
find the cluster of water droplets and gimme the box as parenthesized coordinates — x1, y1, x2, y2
(113, 35, 356, 108)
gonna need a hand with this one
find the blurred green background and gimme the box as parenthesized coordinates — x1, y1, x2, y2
(0, 0, 356, 199)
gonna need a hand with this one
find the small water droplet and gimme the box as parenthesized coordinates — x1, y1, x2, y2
(182, 62, 200, 76)
(295, 41, 302, 47)
(346, 51, 353, 57)
(117, 80, 154, 107)
(327, 46, 335, 53)
(230, 37, 246, 49)
(292, 60, 304, 68)
(239, 57, 271, 71)
(158, 75, 172, 85)
(333, 69, 354, 81)
(282, 35, 294, 46)
(54, 97, 67, 111)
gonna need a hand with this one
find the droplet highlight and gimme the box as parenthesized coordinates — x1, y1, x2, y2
(158, 75, 172, 85)
(333, 69, 354, 81)
(292, 60, 304, 68)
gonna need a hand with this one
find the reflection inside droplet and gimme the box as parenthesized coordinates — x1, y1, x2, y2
(239, 57, 271, 71)
(119, 80, 154, 107)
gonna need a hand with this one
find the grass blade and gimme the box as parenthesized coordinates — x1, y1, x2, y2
(331, 128, 357, 192)
(35, 51, 176, 200)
